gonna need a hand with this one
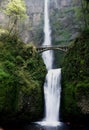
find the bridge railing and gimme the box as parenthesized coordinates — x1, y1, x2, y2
(36, 44, 69, 53)
(36, 45, 68, 48)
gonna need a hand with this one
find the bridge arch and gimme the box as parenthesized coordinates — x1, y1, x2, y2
(36, 45, 68, 53)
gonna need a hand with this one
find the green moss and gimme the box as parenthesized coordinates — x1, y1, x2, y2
(62, 29, 89, 119)
(0, 32, 46, 121)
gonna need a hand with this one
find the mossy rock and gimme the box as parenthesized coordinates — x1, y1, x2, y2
(0, 33, 46, 121)
(61, 29, 89, 122)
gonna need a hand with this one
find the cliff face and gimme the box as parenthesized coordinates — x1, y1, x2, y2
(21, 0, 44, 43)
(0, 0, 81, 45)
(49, 0, 81, 67)
(24, 0, 81, 44)
(62, 30, 89, 122)
(50, 0, 81, 42)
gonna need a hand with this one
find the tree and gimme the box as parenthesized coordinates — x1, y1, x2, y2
(4, 0, 28, 34)
(79, 0, 89, 28)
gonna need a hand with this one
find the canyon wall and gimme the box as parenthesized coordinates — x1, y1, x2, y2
(0, 0, 81, 45)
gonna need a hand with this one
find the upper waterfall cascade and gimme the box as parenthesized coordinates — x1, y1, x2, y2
(42, 0, 53, 70)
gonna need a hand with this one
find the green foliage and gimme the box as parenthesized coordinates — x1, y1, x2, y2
(3, 0, 28, 35)
(61, 82, 80, 115)
(62, 29, 89, 118)
(62, 30, 89, 81)
(4, 0, 27, 19)
(76, 81, 89, 99)
(0, 29, 9, 37)
(75, 0, 89, 29)
(0, 32, 46, 120)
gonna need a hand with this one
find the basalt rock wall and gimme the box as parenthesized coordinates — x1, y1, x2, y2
(0, 0, 81, 46)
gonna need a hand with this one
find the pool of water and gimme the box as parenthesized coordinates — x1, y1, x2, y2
(1, 122, 89, 130)
(25, 123, 70, 130)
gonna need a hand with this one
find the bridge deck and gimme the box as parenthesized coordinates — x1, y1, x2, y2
(36, 45, 69, 52)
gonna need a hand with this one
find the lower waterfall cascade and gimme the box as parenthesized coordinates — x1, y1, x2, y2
(39, 69, 62, 126)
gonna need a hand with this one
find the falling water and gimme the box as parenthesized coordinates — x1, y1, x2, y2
(42, 0, 53, 70)
(43, 69, 61, 126)
(37, 0, 61, 126)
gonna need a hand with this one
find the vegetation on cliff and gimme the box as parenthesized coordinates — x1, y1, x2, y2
(0, 31, 46, 121)
(61, 0, 89, 122)
(0, 0, 46, 122)
(4, 0, 28, 35)
(61, 29, 89, 121)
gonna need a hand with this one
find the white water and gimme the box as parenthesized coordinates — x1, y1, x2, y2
(42, 69, 61, 126)
(37, 0, 61, 126)
(42, 0, 53, 70)
(44, 69, 61, 121)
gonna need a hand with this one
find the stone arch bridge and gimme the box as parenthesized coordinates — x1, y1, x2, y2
(36, 45, 69, 53)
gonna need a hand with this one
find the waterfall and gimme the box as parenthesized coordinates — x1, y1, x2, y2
(44, 69, 61, 124)
(37, 0, 61, 126)
(42, 0, 53, 70)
